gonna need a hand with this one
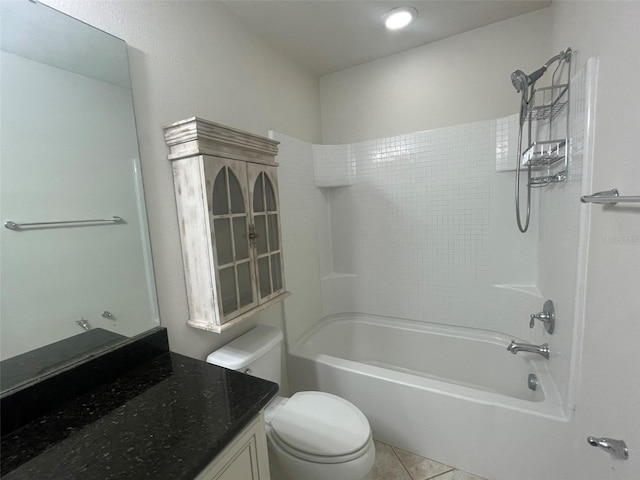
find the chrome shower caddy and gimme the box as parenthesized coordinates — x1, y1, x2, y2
(523, 59, 571, 186)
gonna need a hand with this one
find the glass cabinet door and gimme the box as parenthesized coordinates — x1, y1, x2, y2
(247, 164, 285, 302)
(166, 117, 287, 333)
(204, 158, 257, 320)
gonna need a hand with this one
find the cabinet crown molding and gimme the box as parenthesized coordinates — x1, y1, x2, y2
(163, 117, 279, 165)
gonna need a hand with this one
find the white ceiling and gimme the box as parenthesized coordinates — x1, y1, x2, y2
(223, 0, 551, 76)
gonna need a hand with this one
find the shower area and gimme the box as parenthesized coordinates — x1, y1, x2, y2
(272, 52, 599, 480)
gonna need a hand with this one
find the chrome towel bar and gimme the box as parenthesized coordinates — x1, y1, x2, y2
(581, 189, 640, 205)
(4, 216, 123, 230)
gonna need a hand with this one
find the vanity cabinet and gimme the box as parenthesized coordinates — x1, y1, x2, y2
(195, 414, 271, 480)
(164, 117, 289, 333)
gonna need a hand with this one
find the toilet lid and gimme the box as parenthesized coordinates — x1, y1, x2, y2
(270, 392, 371, 458)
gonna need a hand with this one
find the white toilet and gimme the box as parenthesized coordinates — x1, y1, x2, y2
(206, 325, 375, 480)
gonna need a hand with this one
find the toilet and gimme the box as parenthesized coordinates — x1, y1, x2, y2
(206, 325, 375, 480)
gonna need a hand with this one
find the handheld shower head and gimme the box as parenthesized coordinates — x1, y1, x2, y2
(511, 49, 571, 94)
(511, 66, 547, 93)
(511, 70, 528, 93)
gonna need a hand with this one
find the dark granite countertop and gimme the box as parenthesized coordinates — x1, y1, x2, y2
(1, 351, 278, 479)
(1, 328, 127, 393)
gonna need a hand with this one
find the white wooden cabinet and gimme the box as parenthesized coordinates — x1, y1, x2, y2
(194, 413, 271, 480)
(164, 117, 289, 333)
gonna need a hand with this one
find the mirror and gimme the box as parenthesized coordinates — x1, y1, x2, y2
(0, 1, 160, 393)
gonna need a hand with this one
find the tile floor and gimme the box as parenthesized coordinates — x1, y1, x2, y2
(364, 441, 488, 480)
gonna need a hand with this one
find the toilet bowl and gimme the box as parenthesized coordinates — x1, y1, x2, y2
(264, 393, 375, 480)
(206, 325, 375, 480)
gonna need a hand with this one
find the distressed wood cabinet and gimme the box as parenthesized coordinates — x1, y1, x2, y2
(164, 117, 289, 333)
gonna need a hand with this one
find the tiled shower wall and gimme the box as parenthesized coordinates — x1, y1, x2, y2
(315, 121, 542, 337)
(275, 62, 595, 412)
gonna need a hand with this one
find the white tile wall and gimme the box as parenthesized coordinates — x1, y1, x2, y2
(495, 114, 520, 171)
(276, 61, 594, 413)
(314, 119, 538, 332)
(312, 143, 356, 187)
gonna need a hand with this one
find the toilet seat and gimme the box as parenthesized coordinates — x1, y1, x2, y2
(268, 391, 372, 464)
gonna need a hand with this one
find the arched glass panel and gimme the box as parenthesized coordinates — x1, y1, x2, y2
(212, 169, 228, 215)
(253, 173, 265, 213)
(265, 176, 277, 211)
(228, 171, 245, 213)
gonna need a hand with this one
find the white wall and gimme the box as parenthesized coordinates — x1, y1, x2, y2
(316, 2, 640, 478)
(550, 2, 640, 478)
(43, 0, 323, 360)
(270, 132, 324, 345)
(319, 8, 551, 144)
(0, 53, 157, 359)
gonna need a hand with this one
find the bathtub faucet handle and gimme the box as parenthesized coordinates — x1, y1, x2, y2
(529, 300, 555, 334)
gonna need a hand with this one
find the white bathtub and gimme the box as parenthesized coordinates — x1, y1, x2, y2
(288, 313, 568, 480)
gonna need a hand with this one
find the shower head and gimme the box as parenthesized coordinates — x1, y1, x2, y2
(510, 70, 529, 93)
(511, 49, 571, 94)
(511, 66, 547, 93)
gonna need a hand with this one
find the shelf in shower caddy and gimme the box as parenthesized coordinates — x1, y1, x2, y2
(529, 84, 568, 121)
(521, 139, 566, 168)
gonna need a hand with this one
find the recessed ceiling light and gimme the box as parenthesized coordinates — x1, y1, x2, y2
(383, 6, 418, 31)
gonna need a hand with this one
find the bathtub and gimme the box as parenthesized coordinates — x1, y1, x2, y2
(288, 313, 568, 480)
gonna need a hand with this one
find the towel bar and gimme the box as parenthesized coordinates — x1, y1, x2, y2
(581, 189, 640, 205)
(4, 216, 123, 230)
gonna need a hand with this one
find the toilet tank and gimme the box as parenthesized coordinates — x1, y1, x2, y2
(206, 324, 284, 386)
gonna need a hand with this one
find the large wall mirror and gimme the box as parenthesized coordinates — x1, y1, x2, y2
(0, 1, 160, 393)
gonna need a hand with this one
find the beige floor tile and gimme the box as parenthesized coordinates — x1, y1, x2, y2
(392, 447, 453, 480)
(363, 441, 412, 480)
(433, 469, 488, 480)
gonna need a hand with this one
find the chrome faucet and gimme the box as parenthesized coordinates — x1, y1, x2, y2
(76, 318, 92, 331)
(587, 436, 629, 460)
(529, 300, 556, 334)
(507, 340, 550, 359)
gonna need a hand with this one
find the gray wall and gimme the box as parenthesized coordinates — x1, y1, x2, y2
(45, 0, 323, 366)
(319, 8, 551, 143)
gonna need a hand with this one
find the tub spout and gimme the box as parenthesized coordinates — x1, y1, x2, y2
(507, 340, 549, 359)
